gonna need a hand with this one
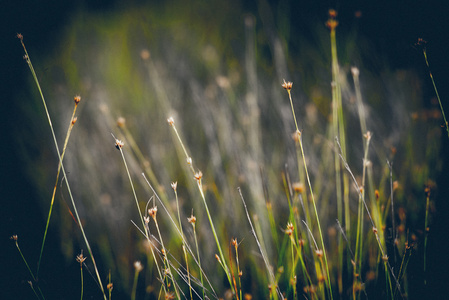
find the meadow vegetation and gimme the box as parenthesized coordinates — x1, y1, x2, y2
(12, 3, 445, 299)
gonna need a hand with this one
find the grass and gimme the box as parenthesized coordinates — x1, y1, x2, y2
(12, 4, 444, 300)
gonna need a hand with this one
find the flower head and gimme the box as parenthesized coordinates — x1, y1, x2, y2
(115, 139, 124, 150)
(282, 79, 293, 91)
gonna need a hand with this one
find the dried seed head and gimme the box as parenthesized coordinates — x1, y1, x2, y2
(167, 117, 175, 126)
(326, 19, 339, 30)
(351, 67, 360, 77)
(17, 33, 23, 41)
(215, 254, 221, 262)
(134, 261, 143, 272)
(382, 255, 389, 262)
(282, 79, 293, 91)
(318, 275, 325, 283)
(71, 117, 78, 125)
(415, 38, 427, 48)
(74, 95, 81, 105)
(115, 139, 124, 150)
(117, 117, 126, 128)
(326, 9, 339, 30)
(291, 130, 301, 141)
(194, 171, 203, 181)
(315, 249, 323, 258)
(140, 49, 150, 60)
(144, 216, 150, 224)
(107, 283, 113, 291)
(372, 227, 378, 234)
(285, 222, 294, 236)
(10, 235, 18, 241)
(363, 131, 372, 140)
(231, 238, 238, 247)
(148, 207, 158, 220)
(171, 181, 177, 191)
(290, 276, 297, 286)
(76, 251, 87, 265)
(393, 181, 399, 191)
(292, 182, 304, 193)
(187, 214, 196, 224)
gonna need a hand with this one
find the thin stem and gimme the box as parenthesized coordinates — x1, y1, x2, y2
(284, 84, 333, 299)
(38, 101, 78, 276)
(18, 35, 106, 300)
(422, 46, 449, 137)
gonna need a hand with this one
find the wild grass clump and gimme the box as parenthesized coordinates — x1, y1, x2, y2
(12, 4, 443, 300)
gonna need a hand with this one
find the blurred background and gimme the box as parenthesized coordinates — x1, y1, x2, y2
(2, 0, 449, 299)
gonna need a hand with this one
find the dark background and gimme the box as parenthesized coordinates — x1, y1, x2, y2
(2, 0, 448, 299)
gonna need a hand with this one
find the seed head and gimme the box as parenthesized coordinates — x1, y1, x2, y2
(148, 207, 158, 220)
(167, 117, 175, 126)
(76, 251, 87, 265)
(115, 139, 124, 150)
(171, 181, 177, 191)
(74, 95, 81, 105)
(194, 171, 203, 181)
(17, 33, 23, 41)
(117, 117, 126, 128)
(292, 182, 304, 193)
(187, 214, 196, 224)
(140, 49, 150, 60)
(10, 235, 18, 242)
(282, 79, 293, 91)
(351, 67, 360, 77)
(134, 261, 143, 272)
(285, 222, 294, 236)
(71, 117, 78, 125)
